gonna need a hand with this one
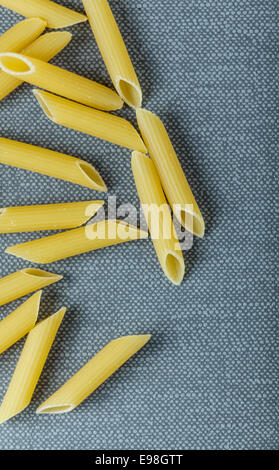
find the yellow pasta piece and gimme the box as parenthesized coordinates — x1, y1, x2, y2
(0, 307, 66, 424)
(0, 137, 107, 191)
(34, 90, 147, 152)
(83, 0, 142, 109)
(0, 53, 123, 111)
(0, 291, 41, 355)
(6, 220, 149, 264)
(0, 31, 72, 101)
(0, 200, 104, 233)
(132, 152, 185, 285)
(137, 109, 205, 238)
(37, 334, 151, 414)
(0, 0, 87, 29)
(0, 18, 46, 53)
(0, 268, 62, 307)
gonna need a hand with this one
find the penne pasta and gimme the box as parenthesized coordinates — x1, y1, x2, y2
(34, 90, 147, 152)
(6, 220, 149, 264)
(83, 0, 142, 109)
(0, 307, 66, 424)
(132, 151, 185, 285)
(0, 291, 41, 355)
(0, 268, 62, 307)
(0, 31, 72, 101)
(37, 334, 151, 414)
(137, 109, 205, 238)
(0, 137, 107, 191)
(0, 200, 104, 233)
(0, 18, 46, 53)
(0, 0, 87, 29)
(0, 52, 123, 111)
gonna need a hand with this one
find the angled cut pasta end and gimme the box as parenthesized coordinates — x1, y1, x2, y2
(44, 306, 66, 327)
(136, 108, 159, 151)
(36, 403, 75, 414)
(0, 52, 35, 75)
(24, 289, 42, 326)
(6, 246, 44, 264)
(163, 251, 185, 286)
(20, 18, 47, 29)
(84, 219, 148, 245)
(0, 403, 20, 424)
(6, 18, 47, 41)
(0, 290, 42, 356)
(84, 200, 105, 220)
(21, 268, 63, 282)
(52, 14, 87, 30)
(177, 208, 205, 239)
(0, 18, 47, 53)
(46, 10, 87, 30)
(48, 30, 72, 42)
(136, 107, 154, 126)
(33, 89, 58, 123)
(111, 334, 152, 348)
(32, 31, 72, 52)
(115, 75, 142, 109)
(77, 161, 107, 192)
(133, 132, 147, 154)
(114, 220, 149, 241)
(20, 8, 87, 30)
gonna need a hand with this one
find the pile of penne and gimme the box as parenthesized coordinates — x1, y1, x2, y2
(0, 0, 205, 423)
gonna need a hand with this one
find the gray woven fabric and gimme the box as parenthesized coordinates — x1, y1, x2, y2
(0, 0, 278, 450)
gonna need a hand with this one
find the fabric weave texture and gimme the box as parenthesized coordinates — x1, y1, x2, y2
(0, 0, 278, 450)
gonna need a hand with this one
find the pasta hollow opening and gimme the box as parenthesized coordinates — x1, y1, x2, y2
(33, 90, 56, 122)
(0, 54, 33, 74)
(78, 162, 107, 192)
(117, 78, 142, 109)
(38, 404, 74, 414)
(164, 252, 184, 285)
(179, 209, 205, 238)
(23, 268, 58, 278)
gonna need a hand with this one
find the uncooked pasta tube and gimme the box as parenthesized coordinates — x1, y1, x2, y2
(0, 52, 123, 111)
(6, 220, 149, 264)
(137, 109, 205, 238)
(37, 334, 151, 414)
(0, 269, 62, 307)
(0, 31, 72, 101)
(0, 137, 107, 191)
(0, 201, 104, 233)
(132, 151, 185, 285)
(83, 0, 142, 108)
(0, 291, 41, 355)
(0, 0, 87, 29)
(0, 18, 46, 53)
(0, 307, 66, 424)
(34, 90, 147, 152)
